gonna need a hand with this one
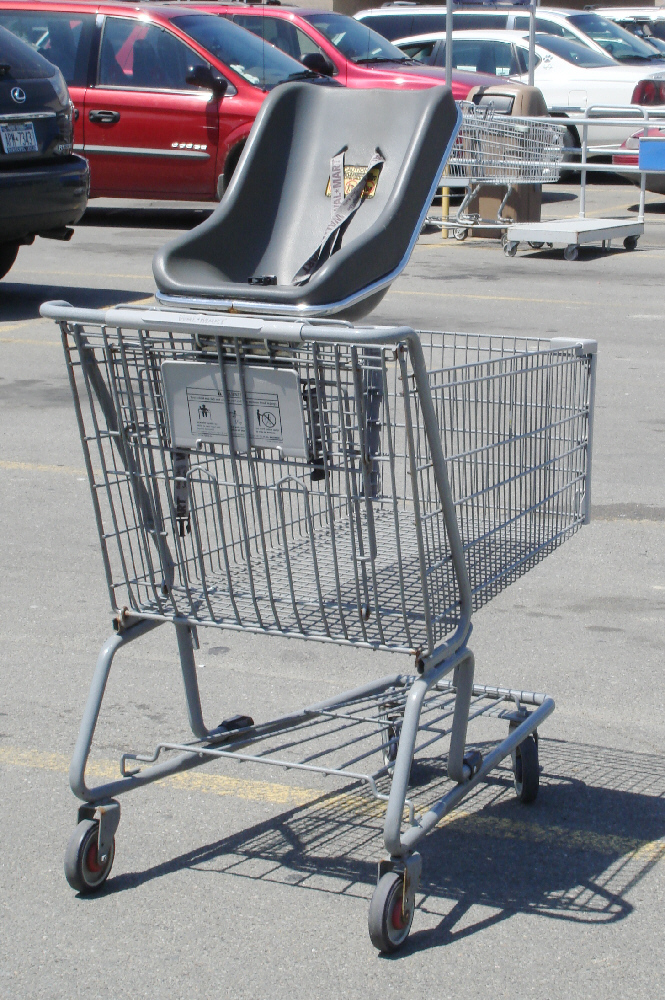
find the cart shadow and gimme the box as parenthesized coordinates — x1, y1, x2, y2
(106, 738, 665, 955)
(0, 283, 153, 322)
(631, 199, 665, 214)
(519, 245, 630, 262)
(541, 191, 578, 204)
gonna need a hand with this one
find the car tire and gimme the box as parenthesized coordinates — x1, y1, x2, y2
(0, 242, 19, 279)
(559, 126, 579, 182)
(217, 141, 246, 200)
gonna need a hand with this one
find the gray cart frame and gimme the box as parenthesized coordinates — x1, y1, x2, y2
(42, 301, 596, 951)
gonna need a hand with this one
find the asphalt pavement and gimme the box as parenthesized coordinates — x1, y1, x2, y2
(1, 180, 664, 999)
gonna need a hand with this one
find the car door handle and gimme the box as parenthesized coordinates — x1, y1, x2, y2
(89, 110, 120, 124)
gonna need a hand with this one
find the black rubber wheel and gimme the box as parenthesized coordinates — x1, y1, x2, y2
(564, 244, 579, 262)
(528, 241, 544, 249)
(64, 819, 115, 893)
(0, 243, 19, 280)
(559, 126, 579, 181)
(623, 235, 639, 251)
(503, 241, 518, 258)
(453, 227, 468, 241)
(368, 872, 414, 953)
(514, 735, 539, 804)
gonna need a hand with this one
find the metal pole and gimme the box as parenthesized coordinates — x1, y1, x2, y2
(445, 0, 453, 88)
(528, 0, 536, 87)
(441, 0, 453, 241)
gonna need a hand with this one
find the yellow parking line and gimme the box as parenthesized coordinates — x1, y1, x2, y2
(9, 270, 154, 280)
(2, 745, 664, 861)
(0, 320, 44, 332)
(388, 289, 591, 306)
(0, 337, 60, 345)
(0, 747, 317, 808)
(0, 459, 86, 475)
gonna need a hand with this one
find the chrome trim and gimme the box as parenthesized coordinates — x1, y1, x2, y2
(155, 107, 464, 319)
(84, 145, 209, 160)
(0, 111, 57, 122)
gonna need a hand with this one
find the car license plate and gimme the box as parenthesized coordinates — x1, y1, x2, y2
(0, 122, 38, 155)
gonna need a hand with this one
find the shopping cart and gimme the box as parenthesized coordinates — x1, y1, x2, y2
(42, 299, 596, 952)
(442, 103, 566, 240)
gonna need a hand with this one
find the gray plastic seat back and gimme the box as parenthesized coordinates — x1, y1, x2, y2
(153, 82, 460, 318)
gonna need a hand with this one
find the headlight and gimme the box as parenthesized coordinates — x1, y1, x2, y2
(51, 68, 70, 108)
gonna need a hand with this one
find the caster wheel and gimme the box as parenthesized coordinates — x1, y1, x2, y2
(379, 701, 402, 769)
(64, 819, 115, 893)
(513, 735, 539, 804)
(381, 718, 401, 768)
(453, 227, 468, 241)
(368, 872, 414, 953)
(563, 245, 579, 262)
(623, 235, 639, 251)
(503, 241, 518, 258)
(528, 241, 544, 249)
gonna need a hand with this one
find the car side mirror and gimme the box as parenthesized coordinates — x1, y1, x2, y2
(301, 52, 335, 77)
(186, 64, 229, 96)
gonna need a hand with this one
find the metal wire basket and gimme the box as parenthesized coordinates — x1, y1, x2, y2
(449, 102, 566, 185)
(58, 313, 593, 657)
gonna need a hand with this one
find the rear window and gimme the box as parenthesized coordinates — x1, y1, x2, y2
(0, 12, 94, 86)
(0, 23, 56, 79)
(534, 33, 616, 68)
(399, 40, 438, 64)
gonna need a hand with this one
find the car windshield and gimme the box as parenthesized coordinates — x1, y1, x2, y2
(534, 33, 616, 68)
(303, 13, 409, 63)
(0, 24, 56, 79)
(569, 12, 664, 63)
(172, 13, 311, 88)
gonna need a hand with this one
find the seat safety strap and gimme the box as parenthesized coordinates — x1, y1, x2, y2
(292, 146, 385, 286)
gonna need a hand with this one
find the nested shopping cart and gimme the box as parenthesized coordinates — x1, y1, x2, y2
(42, 300, 596, 952)
(443, 102, 566, 240)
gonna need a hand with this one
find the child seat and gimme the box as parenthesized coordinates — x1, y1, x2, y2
(153, 82, 460, 319)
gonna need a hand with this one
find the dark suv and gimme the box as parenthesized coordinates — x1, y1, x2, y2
(0, 24, 88, 278)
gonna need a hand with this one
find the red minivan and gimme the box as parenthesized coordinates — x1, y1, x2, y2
(205, 6, 502, 100)
(0, 1, 334, 200)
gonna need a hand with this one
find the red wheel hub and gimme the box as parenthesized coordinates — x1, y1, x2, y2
(391, 896, 406, 930)
(85, 839, 103, 873)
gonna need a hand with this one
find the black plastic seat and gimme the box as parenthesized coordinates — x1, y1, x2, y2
(153, 82, 460, 319)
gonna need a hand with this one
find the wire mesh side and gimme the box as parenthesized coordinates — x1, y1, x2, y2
(448, 104, 565, 184)
(61, 323, 592, 652)
(416, 331, 593, 610)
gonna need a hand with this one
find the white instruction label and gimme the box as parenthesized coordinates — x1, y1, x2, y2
(161, 361, 308, 458)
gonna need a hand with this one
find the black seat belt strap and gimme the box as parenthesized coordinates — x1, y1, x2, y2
(293, 146, 385, 286)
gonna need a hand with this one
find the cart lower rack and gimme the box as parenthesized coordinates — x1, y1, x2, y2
(42, 301, 596, 952)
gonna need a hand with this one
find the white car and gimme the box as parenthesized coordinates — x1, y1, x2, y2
(394, 29, 665, 149)
(358, 5, 665, 67)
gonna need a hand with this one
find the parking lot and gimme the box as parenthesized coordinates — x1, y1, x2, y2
(1, 178, 664, 999)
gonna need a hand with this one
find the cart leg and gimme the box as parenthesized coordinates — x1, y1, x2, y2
(382, 647, 471, 859)
(175, 622, 209, 740)
(447, 651, 475, 783)
(69, 618, 162, 802)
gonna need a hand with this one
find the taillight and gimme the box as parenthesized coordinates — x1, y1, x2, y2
(54, 101, 74, 155)
(632, 79, 665, 105)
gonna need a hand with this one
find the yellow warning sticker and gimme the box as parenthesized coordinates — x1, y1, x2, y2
(325, 165, 380, 199)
